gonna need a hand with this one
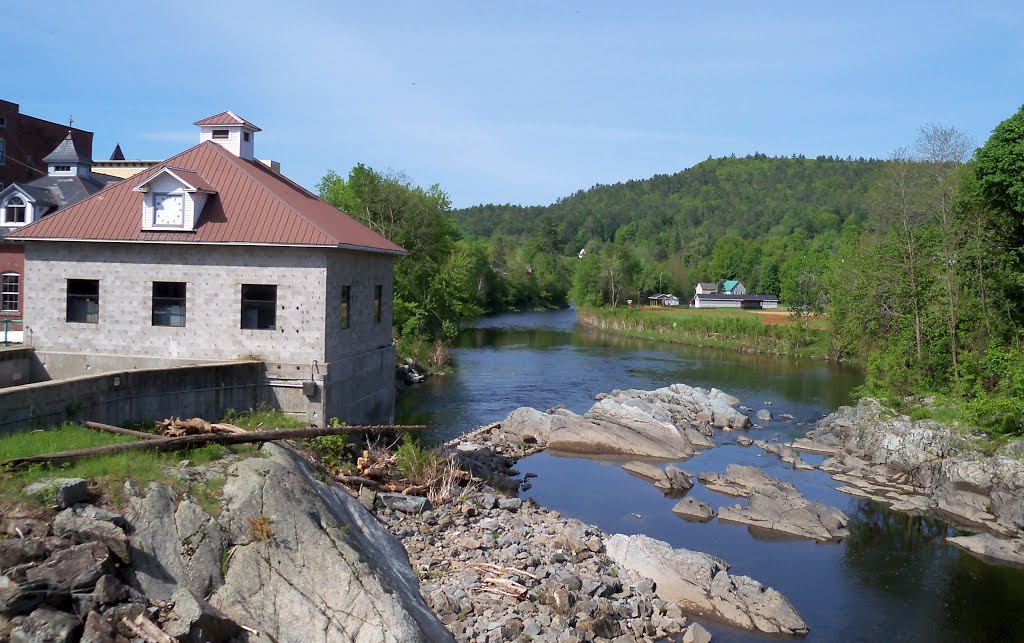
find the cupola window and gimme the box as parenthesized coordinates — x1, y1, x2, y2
(212, 130, 229, 140)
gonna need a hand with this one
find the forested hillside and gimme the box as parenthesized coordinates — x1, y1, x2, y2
(455, 155, 886, 303)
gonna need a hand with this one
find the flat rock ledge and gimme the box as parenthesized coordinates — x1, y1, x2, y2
(493, 383, 745, 461)
(808, 398, 1024, 565)
(604, 534, 808, 636)
(699, 466, 849, 542)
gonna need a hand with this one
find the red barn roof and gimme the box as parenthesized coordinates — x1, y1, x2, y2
(8, 141, 405, 254)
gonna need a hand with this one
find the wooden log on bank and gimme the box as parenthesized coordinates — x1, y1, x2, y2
(83, 421, 161, 440)
(2, 424, 427, 471)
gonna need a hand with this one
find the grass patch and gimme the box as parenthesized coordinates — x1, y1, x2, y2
(579, 306, 832, 359)
(221, 402, 307, 431)
(0, 422, 233, 508)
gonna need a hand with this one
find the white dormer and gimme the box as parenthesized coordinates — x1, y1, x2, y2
(132, 167, 217, 232)
(0, 190, 33, 228)
(194, 111, 261, 160)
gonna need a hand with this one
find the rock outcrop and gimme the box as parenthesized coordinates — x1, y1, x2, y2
(500, 384, 746, 460)
(809, 398, 1024, 563)
(604, 533, 808, 635)
(700, 466, 849, 542)
(208, 444, 453, 642)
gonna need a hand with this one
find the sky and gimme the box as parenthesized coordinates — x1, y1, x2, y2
(5, 2, 1023, 208)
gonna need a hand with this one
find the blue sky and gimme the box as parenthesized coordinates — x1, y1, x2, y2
(5, 2, 1023, 208)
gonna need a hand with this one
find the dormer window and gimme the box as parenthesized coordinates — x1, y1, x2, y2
(243, 132, 250, 142)
(54, 165, 71, 173)
(212, 130, 230, 140)
(3, 196, 25, 224)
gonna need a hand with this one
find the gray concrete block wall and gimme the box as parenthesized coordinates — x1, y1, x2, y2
(322, 344, 396, 425)
(24, 242, 329, 366)
(323, 251, 394, 363)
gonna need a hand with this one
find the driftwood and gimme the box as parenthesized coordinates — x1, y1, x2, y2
(83, 421, 160, 440)
(332, 474, 382, 489)
(157, 417, 248, 437)
(2, 424, 426, 471)
(123, 614, 178, 643)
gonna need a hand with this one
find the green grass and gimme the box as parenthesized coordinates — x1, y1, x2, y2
(0, 422, 234, 508)
(221, 402, 307, 431)
(579, 306, 832, 359)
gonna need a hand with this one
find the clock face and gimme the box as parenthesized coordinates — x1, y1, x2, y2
(153, 194, 184, 226)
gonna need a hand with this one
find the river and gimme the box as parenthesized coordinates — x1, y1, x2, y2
(396, 309, 1024, 642)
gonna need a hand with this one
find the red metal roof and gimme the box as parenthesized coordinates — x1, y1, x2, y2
(8, 142, 406, 254)
(193, 111, 262, 131)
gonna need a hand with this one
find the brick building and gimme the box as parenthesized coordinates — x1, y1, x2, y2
(9, 112, 405, 424)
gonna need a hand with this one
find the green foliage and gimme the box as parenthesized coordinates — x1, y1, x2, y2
(394, 435, 442, 483)
(308, 433, 350, 471)
(221, 402, 306, 430)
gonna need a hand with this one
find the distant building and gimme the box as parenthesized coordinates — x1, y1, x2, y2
(0, 133, 119, 328)
(9, 111, 405, 424)
(647, 293, 680, 307)
(693, 293, 778, 309)
(722, 280, 747, 295)
(695, 282, 719, 295)
(0, 99, 94, 189)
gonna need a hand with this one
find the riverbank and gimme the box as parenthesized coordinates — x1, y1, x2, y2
(577, 307, 832, 360)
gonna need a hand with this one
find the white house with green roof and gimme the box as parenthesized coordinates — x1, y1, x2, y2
(722, 280, 747, 295)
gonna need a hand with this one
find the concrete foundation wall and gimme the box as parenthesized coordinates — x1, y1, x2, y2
(0, 346, 45, 388)
(322, 344, 396, 425)
(0, 361, 266, 434)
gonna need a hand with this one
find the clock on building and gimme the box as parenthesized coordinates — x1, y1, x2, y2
(153, 193, 184, 226)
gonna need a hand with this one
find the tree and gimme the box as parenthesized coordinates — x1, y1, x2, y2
(974, 104, 1024, 226)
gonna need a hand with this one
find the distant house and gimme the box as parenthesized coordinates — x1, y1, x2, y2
(693, 293, 778, 309)
(722, 280, 747, 295)
(647, 293, 680, 307)
(695, 282, 718, 295)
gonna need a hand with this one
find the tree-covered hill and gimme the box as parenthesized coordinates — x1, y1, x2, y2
(455, 154, 886, 256)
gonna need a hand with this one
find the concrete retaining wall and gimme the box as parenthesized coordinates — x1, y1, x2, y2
(0, 346, 46, 388)
(0, 360, 267, 434)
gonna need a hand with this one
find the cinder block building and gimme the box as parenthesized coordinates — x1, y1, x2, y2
(8, 112, 405, 424)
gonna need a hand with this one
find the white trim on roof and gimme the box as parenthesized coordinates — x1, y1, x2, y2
(132, 167, 216, 194)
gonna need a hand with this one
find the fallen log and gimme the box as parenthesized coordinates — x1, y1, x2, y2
(83, 421, 160, 441)
(2, 425, 427, 470)
(332, 474, 382, 489)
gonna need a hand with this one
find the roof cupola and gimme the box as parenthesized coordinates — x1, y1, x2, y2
(194, 111, 260, 161)
(43, 133, 93, 177)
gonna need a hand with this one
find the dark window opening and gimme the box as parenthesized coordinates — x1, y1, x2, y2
(374, 285, 382, 323)
(1, 273, 18, 312)
(54, 165, 71, 172)
(67, 279, 99, 323)
(152, 281, 186, 327)
(241, 284, 276, 330)
(243, 131, 250, 142)
(4, 196, 25, 224)
(212, 129, 229, 140)
(340, 285, 350, 329)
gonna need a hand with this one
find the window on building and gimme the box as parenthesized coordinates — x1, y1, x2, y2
(54, 165, 71, 172)
(241, 284, 276, 330)
(0, 117, 6, 128)
(152, 282, 186, 327)
(340, 285, 350, 329)
(66, 279, 99, 323)
(212, 129, 229, 140)
(374, 285, 382, 323)
(0, 139, 5, 165)
(1, 273, 18, 313)
(243, 132, 250, 142)
(3, 196, 25, 224)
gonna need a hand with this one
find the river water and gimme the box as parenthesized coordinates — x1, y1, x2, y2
(396, 309, 1024, 642)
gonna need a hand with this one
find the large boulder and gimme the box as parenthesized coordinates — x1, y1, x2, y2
(210, 443, 453, 643)
(604, 534, 807, 635)
(122, 483, 227, 600)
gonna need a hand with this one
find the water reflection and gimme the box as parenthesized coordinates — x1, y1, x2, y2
(397, 309, 1024, 641)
